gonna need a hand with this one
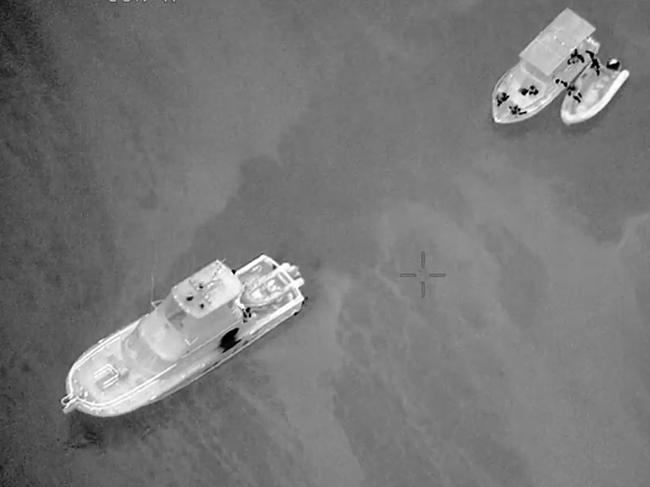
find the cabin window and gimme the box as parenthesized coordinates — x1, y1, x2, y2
(160, 294, 187, 328)
(122, 326, 174, 372)
(219, 328, 240, 352)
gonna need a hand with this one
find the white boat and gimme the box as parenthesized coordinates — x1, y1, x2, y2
(560, 57, 630, 125)
(492, 8, 600, 124)
(60, 254, 306, 417)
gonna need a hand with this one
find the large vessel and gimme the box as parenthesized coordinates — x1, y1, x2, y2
(560, 56, 630, 125)
(492, 8, 600, 124)
(60, 254, 306, 417)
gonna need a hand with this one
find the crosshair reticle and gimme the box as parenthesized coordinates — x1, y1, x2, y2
(399, 251, 446, 298)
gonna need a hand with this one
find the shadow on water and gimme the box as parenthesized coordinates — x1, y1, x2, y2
(60, 350, 288, 463)
(63, 399, 177, 452)
(62, 366, 223, 452)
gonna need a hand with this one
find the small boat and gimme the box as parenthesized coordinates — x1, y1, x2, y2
(560, 56, 630, 125)
(61, 254, 306, 417)
(492, 8, 600, 124)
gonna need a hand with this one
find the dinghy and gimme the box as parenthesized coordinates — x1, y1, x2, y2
(560, 56, 630, 125)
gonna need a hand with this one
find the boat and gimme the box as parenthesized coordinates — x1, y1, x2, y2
(492, 8, 600, 124)
(560, 56, 630, 125)
(60, 254, 306, 417)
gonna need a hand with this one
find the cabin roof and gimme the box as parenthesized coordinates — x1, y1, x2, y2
(519, 8, 595, 77)
(172, 260, 242, 318)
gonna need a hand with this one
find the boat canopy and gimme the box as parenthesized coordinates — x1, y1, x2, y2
(172, 260, 242, 318)
(519, 8, 595, 78)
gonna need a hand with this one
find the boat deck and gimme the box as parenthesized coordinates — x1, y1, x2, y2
(561, 65, 630, 124)
(68, 329, 157, 407)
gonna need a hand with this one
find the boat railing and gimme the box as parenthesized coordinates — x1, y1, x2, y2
(60, 394, 78, 414)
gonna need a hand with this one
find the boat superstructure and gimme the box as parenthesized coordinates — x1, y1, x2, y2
(61, 254, 306, 417)
(492, 8, 600, 123)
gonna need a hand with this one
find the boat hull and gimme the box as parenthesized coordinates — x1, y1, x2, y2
(560, 67, 629, 125)
(61, 255, 306, 417)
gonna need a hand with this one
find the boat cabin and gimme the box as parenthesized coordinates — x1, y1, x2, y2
(123, 260, 246, 367)
(518, 8, 595, 80)
(172, 260, 242, 319)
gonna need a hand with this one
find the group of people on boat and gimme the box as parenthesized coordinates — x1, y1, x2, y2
(495, 91, 509, 106)
(497, 47, 592, 115)
(496, 48, 623, 116)
(567, 48, 586, 65)
(518, 84, 539, 96)
(556, 55, 622, 104)
(494, 80, 539, 116)
(509, 104, 528, 116)
(555, 78, 582, 103)
(586, 50, 601, 75)
(567, 48, 607, 75)
(495, 81, 539, 116)
(495, 83, 539, 107)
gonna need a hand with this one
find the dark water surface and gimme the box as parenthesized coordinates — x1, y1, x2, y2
(2, 0, 650, 486)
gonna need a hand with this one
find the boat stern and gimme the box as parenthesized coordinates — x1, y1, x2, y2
(279, 262, 305, 289)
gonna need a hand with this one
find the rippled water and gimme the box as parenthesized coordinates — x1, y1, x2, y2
(2, 0, 650, 486)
